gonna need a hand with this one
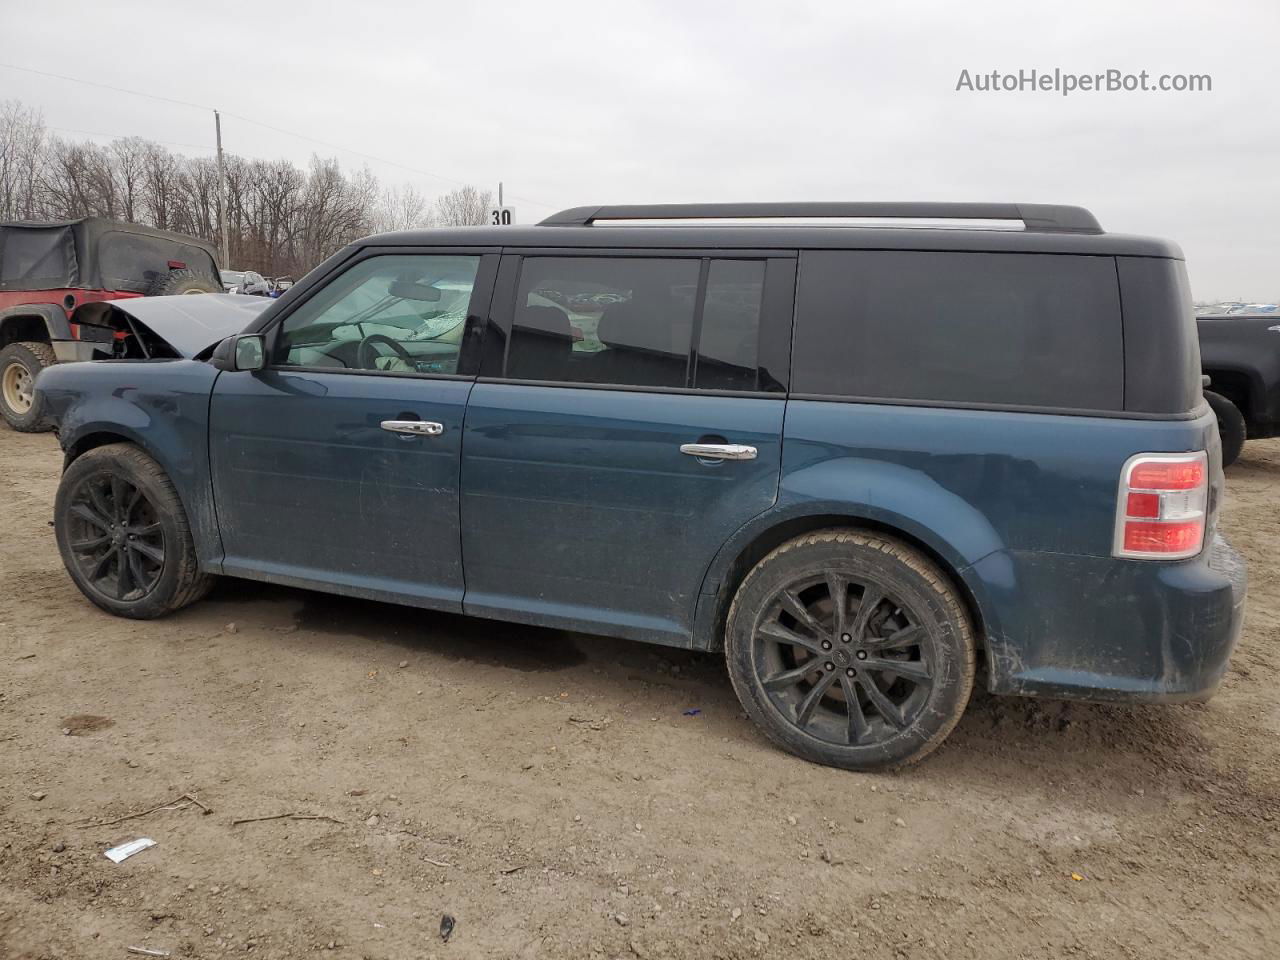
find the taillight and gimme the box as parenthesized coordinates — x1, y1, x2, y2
(1113, 452, 1208, 560)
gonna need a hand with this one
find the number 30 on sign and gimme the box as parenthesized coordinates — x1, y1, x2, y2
(490, 207, 515, 225)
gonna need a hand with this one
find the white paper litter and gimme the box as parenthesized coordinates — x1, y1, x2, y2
(104, 838, 156, 863)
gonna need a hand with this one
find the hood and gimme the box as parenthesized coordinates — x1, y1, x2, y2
(73, 293, 272, 358)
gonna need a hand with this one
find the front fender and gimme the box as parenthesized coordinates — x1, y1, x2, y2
(39, 359, 224, 569)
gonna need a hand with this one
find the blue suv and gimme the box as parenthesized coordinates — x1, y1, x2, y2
(36, 203, 1247, 770)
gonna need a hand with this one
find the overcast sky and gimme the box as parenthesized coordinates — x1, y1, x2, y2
(1, 0, 1275, 299)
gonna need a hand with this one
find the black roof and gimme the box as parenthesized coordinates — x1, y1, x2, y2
(361, 202, 1183, 258)
(363, 225, 1178, 258)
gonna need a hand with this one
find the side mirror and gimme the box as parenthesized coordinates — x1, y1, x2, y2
(211, 334, 267, 372)
(235, 334, 266, 370)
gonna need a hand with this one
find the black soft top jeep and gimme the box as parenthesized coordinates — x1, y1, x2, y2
(0, 217, 222, 431)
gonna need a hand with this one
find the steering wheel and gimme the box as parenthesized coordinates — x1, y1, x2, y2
(356, 333, 414, 371)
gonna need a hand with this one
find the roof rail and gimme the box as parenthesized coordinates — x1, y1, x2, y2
(537, 202, 1103, 234)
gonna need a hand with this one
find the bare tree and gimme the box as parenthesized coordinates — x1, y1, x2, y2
(0, 98, 502, 277)
(247, 159, 305, 275)
(435, 185, 492, 226)
(141, 142, 180, 230)
(299, 156, 373, 267)
(41, 139, 108, 219)
(372, 184, 433, 233)
(0, 100, 48, 220)
(110, 137, 148, 223)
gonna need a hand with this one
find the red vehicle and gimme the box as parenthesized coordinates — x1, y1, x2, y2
(0, 217, 221, 430)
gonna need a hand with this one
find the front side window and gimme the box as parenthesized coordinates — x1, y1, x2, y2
(274, 254, 480, 375)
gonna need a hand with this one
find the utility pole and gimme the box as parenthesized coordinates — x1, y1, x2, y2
(214, 110, 230, 268)
(499, 181, 503, 208)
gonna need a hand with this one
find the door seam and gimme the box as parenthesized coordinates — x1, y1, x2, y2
(456, 379, 479, 612)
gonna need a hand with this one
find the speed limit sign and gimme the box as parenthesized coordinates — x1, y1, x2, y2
(490, 207, 515, 225)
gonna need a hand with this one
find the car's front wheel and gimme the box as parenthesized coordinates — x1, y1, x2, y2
(54, 443, 213, 619)
(724, 529, 976, 771)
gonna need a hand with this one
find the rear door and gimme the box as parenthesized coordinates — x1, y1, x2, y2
(459, 251, 795, 644)
(208, 249, 496, 609)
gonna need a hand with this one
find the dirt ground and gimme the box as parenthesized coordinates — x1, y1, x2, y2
(1, 427, 1277, 960)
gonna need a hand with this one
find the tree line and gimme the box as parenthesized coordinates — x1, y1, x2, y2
(0, 100, 492, 278)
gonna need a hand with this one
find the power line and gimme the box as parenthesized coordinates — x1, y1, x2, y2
(0, 62, 212, 112)
(220, 110, 472, 190)
(48, 125, 214, 152)
(0, 61, 555, 210)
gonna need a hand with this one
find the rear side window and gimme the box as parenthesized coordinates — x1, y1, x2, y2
(508, 257, 698, 387)
(506, 256, 767, 391)
(792, 251, 1123, 409)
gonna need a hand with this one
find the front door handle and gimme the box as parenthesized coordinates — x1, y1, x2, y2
(679, 442, 757, 461)
(381, 420, 444, 436)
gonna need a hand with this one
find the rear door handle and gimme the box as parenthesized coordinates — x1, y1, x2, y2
(381, 420, 444, 436)
(679, 442, 757, 461)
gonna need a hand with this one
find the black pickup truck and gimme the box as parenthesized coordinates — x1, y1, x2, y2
(1199, 313, 1280, 466)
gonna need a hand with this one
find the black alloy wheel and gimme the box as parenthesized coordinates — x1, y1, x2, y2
(64, 471, 166, 602)
(54, 443, 213, 619)
(725, 530, 976, 770)
(754, 573, 933, 746)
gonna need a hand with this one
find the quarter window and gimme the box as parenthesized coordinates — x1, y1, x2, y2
(791, 251, 1123, 409)
(274, 254, 481, 375)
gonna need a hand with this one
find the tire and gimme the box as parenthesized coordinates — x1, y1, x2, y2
(1205, 390, 1246, 468)
(54, 443, 213, 619)
(0, 340, 56, 432)
(146, 268, 220, 297)
(725, 529, 976, 771)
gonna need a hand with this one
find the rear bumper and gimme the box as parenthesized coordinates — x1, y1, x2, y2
(970, 533, 1246, 703)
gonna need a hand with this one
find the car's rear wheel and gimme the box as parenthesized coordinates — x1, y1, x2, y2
(1205, 390, 1246, 468)
(54, 443, 213, 619)
(0, 341, 56, 432)
(725, 529, 976, 771)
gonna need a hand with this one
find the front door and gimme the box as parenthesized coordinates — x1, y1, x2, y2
(460, 253, 795, 644)
(208, 250, 496, 610)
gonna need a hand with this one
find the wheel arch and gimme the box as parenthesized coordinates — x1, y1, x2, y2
(63, 428, 147, 470)
(1202, 368, 1259, 429)
(0, 304, 70, 346)
(58, 422, 225, 572)
(692, 508, 990, 657)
